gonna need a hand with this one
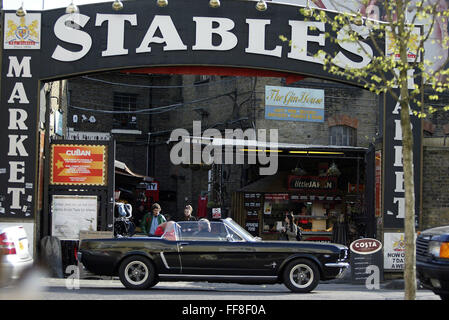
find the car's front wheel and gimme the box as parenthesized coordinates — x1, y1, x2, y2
(283, 259, 320, 293)
(119, 255, 157, 290)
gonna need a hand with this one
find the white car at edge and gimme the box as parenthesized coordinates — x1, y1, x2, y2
(0, 225, 33, 286)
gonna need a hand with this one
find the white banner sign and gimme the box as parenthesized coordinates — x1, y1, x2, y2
(51, 195, 97, 240)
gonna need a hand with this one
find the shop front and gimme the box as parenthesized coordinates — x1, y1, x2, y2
(234, 146, 372, 246)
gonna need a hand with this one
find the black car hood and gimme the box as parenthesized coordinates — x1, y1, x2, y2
(421, 225, 449, 236)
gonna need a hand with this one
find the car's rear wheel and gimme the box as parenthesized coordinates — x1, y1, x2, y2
(283, 259, 320, 293)
(119, 256, 157, 290)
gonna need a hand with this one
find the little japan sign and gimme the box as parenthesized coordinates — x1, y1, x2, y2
(265, 86, 324, 122)
(288, 175, 337, 192)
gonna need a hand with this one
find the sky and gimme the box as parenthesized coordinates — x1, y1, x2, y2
(3, 0, 115, 10)
(2, 0, 311, 10)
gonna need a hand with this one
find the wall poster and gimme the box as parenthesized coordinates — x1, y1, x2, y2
(51, 195, 98, 240)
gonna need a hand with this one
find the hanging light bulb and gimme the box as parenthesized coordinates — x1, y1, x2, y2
(66, 1, 79, 14)
(353, 10, 364, 26)
(303, 0, 313, 17)
(327, 162, 341, 177)
(16, 2, 27, 17)
(255, 0, 267, 11)
(291, 165, 307, 176)
(157, 0, 168, 7)
(209, 0, 221, 8)
(112, 0, 124, 11)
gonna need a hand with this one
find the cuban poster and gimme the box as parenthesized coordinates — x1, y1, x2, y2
(50, 144, 106, 186)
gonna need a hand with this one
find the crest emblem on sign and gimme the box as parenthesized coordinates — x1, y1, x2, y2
(4, 13, 41, 49)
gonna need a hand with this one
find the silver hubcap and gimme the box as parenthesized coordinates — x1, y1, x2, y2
(289, 264, 314, 289)
(124, 261, 149, 286)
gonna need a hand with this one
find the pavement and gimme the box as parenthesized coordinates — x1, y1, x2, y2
(0, 265, 441, 300)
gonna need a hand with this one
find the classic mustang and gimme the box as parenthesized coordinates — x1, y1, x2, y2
(77, 218, 349, 293)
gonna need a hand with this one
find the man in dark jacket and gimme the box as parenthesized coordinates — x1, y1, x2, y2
(140, 203, 166, 235)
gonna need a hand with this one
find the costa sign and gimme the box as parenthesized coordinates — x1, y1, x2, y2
(350, 238, 383, 255)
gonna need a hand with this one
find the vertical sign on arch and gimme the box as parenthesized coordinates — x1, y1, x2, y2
(0, 12, 41, 219)
(383, 79, 423, 231)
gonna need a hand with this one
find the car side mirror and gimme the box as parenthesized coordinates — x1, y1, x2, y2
(226, 234, 235, 242)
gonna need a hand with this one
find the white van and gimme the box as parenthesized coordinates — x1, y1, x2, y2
(0, 226, 34, 286)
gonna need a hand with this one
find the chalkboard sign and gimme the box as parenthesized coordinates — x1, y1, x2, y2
(245, 221, 259, 237)
(349, 238, 384, 285)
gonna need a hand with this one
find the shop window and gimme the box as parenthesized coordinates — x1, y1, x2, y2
(329, 125, 357, 146)
(113, 93, 138, 129)
(194, 75, 210, 84)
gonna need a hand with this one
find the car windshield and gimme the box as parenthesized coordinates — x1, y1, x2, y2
(160, 221, 179, 241)
(224, 218, 257, 242)
(173, 219, 253, 242)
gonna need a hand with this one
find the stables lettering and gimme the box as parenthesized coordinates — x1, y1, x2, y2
(51, 13, 373, 69)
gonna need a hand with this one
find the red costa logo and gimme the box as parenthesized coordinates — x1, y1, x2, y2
(350, 238, 383, 255)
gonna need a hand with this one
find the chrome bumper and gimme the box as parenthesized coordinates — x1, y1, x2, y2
(325, 262, 350, 268)
(325, 262, 350, 278)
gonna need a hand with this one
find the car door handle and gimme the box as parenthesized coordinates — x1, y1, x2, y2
(179, 242, 190, 246)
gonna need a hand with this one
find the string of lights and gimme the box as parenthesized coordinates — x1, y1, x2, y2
(15, 0, 270, 16)
(80, 75, 239, 89)
(69, 90, 255, 114)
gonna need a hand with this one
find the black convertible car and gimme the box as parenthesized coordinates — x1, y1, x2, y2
(78, 218, 349, 293)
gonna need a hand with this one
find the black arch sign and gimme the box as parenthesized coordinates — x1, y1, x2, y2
(0, 0, 420, 229)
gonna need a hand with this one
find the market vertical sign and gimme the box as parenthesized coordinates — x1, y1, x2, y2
(265, 86, 324, 122)
(50, 144, 107, 186)
(383, 83, 422, 229)
(0, 13, 41, 218)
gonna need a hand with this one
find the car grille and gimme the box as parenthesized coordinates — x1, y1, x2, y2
(339, 248, 348, 260)
(416, 236, 430, 258)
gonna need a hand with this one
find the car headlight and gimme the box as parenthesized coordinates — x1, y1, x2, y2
(428, 241, 449, 258)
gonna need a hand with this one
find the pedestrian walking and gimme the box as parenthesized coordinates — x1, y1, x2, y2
(140, 203, 166, 236)
(179, 205, 197, 221)
(280, 212, 298, 241)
